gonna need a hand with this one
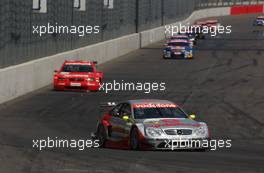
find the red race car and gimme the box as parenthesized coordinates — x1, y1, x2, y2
(53, 60, 103, 92)
(194, 21, 207, 26)
(205, 19, 219, 29)
(194, 19, 219, 28)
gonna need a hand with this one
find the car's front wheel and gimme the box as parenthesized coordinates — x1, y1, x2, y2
(97, 125, 107, 148)
(130, 128, 139, 150)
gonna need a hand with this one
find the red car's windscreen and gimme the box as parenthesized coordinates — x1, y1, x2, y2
(62, 65, 94, 73)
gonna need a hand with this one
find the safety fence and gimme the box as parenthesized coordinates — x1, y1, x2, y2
(0, 0, 263, 68)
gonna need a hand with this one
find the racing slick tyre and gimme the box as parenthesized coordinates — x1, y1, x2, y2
(97, 125, 107, 148)
(130, 128, 140, 150)
(53, 85, 60, 91)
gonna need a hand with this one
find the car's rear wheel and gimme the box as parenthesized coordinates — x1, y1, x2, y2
(97, 125, 107, 148)
(130, 128, 139, 150)
(53, 85, 59, 91)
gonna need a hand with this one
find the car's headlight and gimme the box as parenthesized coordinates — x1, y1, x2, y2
(145, 127, 164, 137)
(194, 126, 208, 137)
(87, 77, 95, 82)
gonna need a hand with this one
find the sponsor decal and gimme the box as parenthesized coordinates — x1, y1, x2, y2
(133, 103, 177, 108)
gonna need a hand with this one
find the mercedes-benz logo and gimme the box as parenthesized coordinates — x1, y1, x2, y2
(177, 129, 183, 135)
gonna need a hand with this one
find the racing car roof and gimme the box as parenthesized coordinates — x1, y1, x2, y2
(64, 60, 96, 65)
(206, 19, 218, 23)
(257, 16, 264, 19)
(127, 99, 178, 108)
(168, 39, 188, 43)
(195, 21, 206, 25)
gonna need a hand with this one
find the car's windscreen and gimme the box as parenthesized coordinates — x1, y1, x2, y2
(168, 42, 189, 47)
(62, 65, 93, 72)
(133, 107, 188, 119)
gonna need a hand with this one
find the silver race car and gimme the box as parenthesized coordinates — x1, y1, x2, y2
(92, 99, 210, 150)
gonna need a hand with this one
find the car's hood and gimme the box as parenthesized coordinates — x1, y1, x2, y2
(138, 118, 202, 129)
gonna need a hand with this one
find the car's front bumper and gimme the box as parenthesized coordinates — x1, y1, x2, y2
(163, 52, 193, 59)
(54, 81, 101, 91)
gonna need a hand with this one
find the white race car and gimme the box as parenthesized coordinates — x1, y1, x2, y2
(92, 99, 211, 150)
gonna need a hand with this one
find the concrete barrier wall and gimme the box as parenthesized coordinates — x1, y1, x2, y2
(140, 26, 165, 48)
(1, 5, 263, 104)
(0, 33, 139, 104)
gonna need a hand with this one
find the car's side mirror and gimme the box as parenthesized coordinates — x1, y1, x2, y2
(189, 114, 196, 120)
(122, 115, 129, 121)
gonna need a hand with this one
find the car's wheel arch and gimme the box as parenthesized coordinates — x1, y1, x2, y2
(130, 125, 138, 135)
(98, 122, 112, 137)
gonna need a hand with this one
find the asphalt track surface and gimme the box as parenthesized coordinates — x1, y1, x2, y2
(0, 14, 264, 173)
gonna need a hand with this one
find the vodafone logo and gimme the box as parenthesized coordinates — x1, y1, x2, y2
(133, 103, 177, 108)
